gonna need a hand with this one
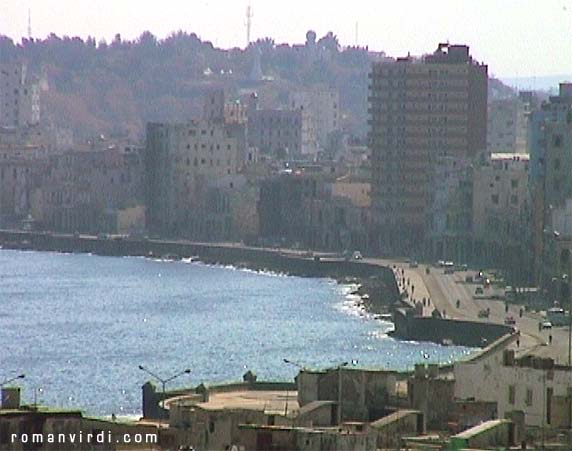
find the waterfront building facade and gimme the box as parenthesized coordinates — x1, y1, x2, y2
(31, 147, 145, 233)
(145, 120, 241, 237)
(487, 93, 533, 154)
(247, 108, 307, 158)
(472, 153, 531, 282)
(426, 155, 473, 263)
(289, 87, 340, 150)
(368, 43, 488, 255)
(0, 63, 40, 128)
(528, 83, 572, 287)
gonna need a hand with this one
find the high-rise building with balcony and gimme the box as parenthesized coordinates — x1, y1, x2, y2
(368, 43, 487, 254)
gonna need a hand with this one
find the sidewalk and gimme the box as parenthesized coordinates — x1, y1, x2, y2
(390, 263, 433, 317)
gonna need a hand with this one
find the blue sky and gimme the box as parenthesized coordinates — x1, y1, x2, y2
(1, 0, 571, 77)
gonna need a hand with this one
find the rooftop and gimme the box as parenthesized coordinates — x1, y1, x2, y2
(173, 390, 299, 415)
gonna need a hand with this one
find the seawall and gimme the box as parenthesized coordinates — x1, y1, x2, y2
(0, 230, 399, 303)
(391, 308, 515, 348)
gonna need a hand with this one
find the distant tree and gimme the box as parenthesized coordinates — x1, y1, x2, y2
(318, 31, 340, 53)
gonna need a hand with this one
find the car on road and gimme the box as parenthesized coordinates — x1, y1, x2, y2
(444, 267, 455, 274)
(475, 286, 484, 295)
(504, 316, 516, 325)
(541, 321, 553, 330)
(409, 260, 419, 268)
(352, 251, 363, 260)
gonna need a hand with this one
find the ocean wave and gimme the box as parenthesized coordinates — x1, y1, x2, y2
(188, 260, 289, 278)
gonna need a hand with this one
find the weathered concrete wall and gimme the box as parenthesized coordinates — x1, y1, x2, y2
(297, 368, 397, 423)
(391, 308, 514, 347)
(451, 419, 514, 449)
(370, 410, 423, 450)
(408, 376, 455, 430)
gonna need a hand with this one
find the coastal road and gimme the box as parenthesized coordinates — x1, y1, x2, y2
(365, 258, 549, 355)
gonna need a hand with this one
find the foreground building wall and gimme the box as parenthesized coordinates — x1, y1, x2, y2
(455, 347, 572, 428)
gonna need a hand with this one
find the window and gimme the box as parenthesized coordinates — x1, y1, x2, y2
(553, 134, 563, 147)
(511, 195, 518, 205)
(491, 194, 499, 205)
(554, 159, 561, 170)
(526, 388, 533, 406)
(511, 179, 518, 189)
(508, 385, 515, 405)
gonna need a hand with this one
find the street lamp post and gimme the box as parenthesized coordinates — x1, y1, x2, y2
(138, 365, 191, 418)
(0, 374, 25, 387)
(283, 359, 306, 418)
(336, 362, 349, 426)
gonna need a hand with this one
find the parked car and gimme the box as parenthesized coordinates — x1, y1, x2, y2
(409, 260, 419, 268)
(475, 286, 484, 295)
(465, 275, 474, 283)
(541, 321, 553, 330)
(444, 267, 455, 275)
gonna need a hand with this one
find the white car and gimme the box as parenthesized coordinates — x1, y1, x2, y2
(353, 251, 363, 260)
(541, 321, 553, 330)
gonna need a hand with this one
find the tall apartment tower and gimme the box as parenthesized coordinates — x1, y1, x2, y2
(368, 43, 487, 254)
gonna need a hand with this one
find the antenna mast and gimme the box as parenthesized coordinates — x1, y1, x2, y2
(246, 2, 253, 48)
(27, 9, 32, 39)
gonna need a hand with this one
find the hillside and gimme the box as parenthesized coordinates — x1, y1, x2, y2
(0, 31, 375, 141)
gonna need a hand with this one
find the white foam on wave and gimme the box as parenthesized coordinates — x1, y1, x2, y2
(188, 260, 289, 278)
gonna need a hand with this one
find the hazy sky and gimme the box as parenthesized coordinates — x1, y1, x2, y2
(1, 0, 571, 78)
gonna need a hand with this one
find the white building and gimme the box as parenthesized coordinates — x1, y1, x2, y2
(289, 88, 340, 150)
(455, 342, 572, 428)
(0, 63, 40, 127)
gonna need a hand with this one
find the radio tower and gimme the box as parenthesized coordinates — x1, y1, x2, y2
(27, 9, 32, 39)
(245, 2, 253, 48)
